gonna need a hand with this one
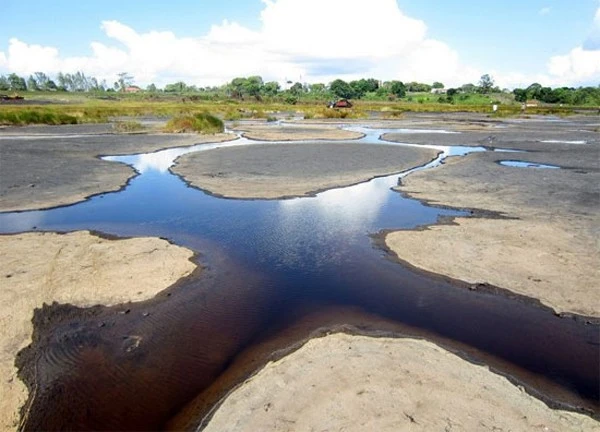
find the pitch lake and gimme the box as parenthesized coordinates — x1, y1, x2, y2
(1, 126, 598, 430)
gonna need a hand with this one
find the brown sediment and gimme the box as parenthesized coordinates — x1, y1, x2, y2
(199, 333, 600, 432)
(15, 235, 600, 431)
(15, 247, 273, 431)
(0, 131, 234, 212)
(385, 217, 600, 318)
(234, 124, 364, 141)
(5, 115, 600, 431)
(171, 143, 438, 200)
(171, 302, 600, 430)
(0, 231, 196, 432)
(383, 146, 600, 318)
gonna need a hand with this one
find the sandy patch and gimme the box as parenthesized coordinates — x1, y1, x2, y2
(172, 143, 438, 199)
(386, 151, 600, 318)
(235, 124, 363, 141)
(0, 231, 196, 432)
(387, 218, 599, 317)
(203, 333, 598, 432)
(0, 132, 233, 212)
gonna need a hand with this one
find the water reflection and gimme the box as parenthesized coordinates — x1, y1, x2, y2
(2, 127, 598, 423)
(279, 176, 392, 236)
(0, 211, 45, 231)
(499, 160, 560, 169)
(540, 140, 587, 145)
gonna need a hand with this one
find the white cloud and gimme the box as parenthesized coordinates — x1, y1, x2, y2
(0, 0, 597, 89)
(544, 5, 600, 85)
(260, 0, 426, 59)
(547, 46, 600, 82)
(0, 0, 478, 87)
(583, 5, 600, 49)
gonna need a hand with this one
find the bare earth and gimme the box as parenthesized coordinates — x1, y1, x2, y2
(0, 231, 196, 432)
(203, 333, 599, 432)
(172, 143, 438, 199)
(0, 130, 233, 212)
(386, 146, 600, 318)
(235, 123, 364, 141)
(1, 116, 598, 429)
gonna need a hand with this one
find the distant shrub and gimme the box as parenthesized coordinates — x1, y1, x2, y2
(0, 109, 77, 125)
(224, 110, 242, 121)
(284, 95, 298, 105)
(252, 109, 267, 119)
(113, 121, 145, 133)
(266, 116, 278, 122)
(316, 108, 349, 119)
(384, 110, 404, 118)
(164, 112, 224, 134)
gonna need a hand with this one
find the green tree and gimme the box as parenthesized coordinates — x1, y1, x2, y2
(244, 76, 264, 100)
(513, 88, 527, 102)
(146, 83, 158, 92)
(406, 82, 432, 92)
(0, 75, 9, 91)
(33, 72, 51, 90)
(8, 73, 27, 91)
(262, 81, 280, 97)
(27, 75, 39, 91)
(46, 79, 57, 91)
(165, 82, 187, 93)
(460, 83, 476, 93)
(329, 79, 354, 99)
(526, 83, 542, 100)
(478, 74, 494, 94)
(289, 82, 304, 96)
(229, 76, 264, 100)
(117, 72, 134, 91)
(309, 83, 326, 94)
(349, 78, 379, 99)
(389, 80, 406, 98)
(230, 77, 246, 99)
(538, 87, 558, 103)
(552, 87, 574, 104)
(432, 81, 444, 89)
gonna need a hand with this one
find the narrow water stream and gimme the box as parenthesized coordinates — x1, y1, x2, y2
(1, 127, 597, 430)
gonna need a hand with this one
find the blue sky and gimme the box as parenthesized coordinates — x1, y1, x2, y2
(1, 0, 599, 88)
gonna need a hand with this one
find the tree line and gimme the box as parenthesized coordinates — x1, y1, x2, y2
(512, 83, 600, 105)
(1, 71, 598, 105)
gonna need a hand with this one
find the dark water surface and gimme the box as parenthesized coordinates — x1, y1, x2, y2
(1, 128, 598, 430)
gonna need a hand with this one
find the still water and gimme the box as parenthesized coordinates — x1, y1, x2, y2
(1, 127, 598, 429)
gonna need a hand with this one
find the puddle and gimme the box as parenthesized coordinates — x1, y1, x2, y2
(493, 148, 527, 153)
(499, 160, 561, 169)
(541, 140, 587, 145)
(0, 127, 597, 429)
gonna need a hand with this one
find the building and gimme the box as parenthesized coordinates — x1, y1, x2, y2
(124, 86, 142, 93)
(328, 99, 353, 108)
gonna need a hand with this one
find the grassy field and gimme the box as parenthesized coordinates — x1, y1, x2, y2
(0, 91, 595, 127)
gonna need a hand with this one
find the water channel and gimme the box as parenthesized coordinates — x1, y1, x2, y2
(1, 127, 597, 430)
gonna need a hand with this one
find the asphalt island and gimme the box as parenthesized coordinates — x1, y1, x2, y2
(0, 113, 598, 431)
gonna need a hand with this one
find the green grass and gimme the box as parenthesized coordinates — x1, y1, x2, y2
(0, 109, 78, 125)
(163, 112, 224, 134)
(112, 120, 145, 133)
(0, 92, 591, 127)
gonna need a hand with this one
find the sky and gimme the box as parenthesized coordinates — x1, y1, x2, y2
(1, 0, 599, 89)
